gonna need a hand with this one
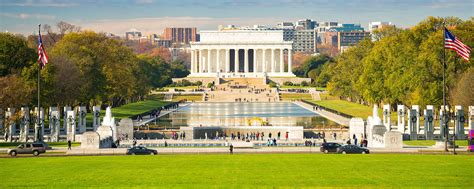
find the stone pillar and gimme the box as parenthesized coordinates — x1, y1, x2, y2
(397, 105, 405, 133)
(253, 49, 257, 73)
(424, 105, 434, 140)
(190, 50, 195, 73)
(198, 49, 204, 73)
(49, 107, 60, 142)
(408, 105, 419, 140)
(288, 49, 292, 73)
(244, 49, 249, 73)
(234, 49, 239, 73)
(207, 49, 212, 73)
(216, 49, 220, 73)
(34, 107, 44, 142)
(225, 49, 230, 73)
(63, 106, 71, 133)
(271, 48, 275, 73)
(20, 107, 30, 142)
(455, 105, 465, 139)
(77, 106, 87, 133)
(470, 106, 474, 131)
(439, 106, 449, 140)
(5, 108, 16, 142)
(92, 106, 101, 131)
(382, 104, 390, 131)
(280, 49, 284, 72)
(66, 110, 76, 142)
(262, 49, 266, 73)
(0, 109, 3, 131)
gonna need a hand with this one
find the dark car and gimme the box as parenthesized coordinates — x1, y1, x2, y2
(8, 143, 47, 157)
(126, 146, 157, 155)
(320, 142, 342, 153)
(336, 145, 370, 154)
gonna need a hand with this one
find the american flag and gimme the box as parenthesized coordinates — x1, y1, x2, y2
(37, 31, 49, 68)
(444, 28, 471, 61)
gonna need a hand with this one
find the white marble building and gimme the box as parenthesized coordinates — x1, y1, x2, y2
(189, 30, 295, 78)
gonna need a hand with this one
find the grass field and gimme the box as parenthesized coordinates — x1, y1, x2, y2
(280, 86, 327, 91)
(310, 99, 399, 120)
(404, 140, 468, 147)
(280, 93, 313, 101)
(0, 154, 472, 188)
(104, 95, 169, 118)
(172, 94, 203, 102)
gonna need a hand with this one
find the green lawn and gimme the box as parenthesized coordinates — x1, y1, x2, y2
(404, 140, 468, 147)
(0, 154, 472, 188)
(280, 86, 327, 90)
(280, 93, 313, 101)
(106, 95, 169, 118)
(164, 86, 200, 90)
(172, 94, 203, 102)
(310, 99, 399, 120)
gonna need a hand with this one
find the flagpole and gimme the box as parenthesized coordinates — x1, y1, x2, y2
(442, 24, 448, 152)
(36, 24, 41, 142)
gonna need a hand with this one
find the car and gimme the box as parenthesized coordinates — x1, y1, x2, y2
(320, 142, 342, 153)
(8, 143, 47, 157)
(126, 146, 157, 155)
(336, 145, 370, 154)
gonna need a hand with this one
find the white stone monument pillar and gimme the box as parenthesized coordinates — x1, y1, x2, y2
(288, 49, 292, 73)
(49, 107, 60, 142)
(0, 108, 3, 131)
(469, 106, 474, 131)
(455, 105, 465, 139)
(63, 106, 71, 133)
(234, 49, 239, 73)
(244, 49, 249, 73)
(253, 49, 257, 73)
(439, 106, 449, 140)
(199, 49, 203, 73)
(216, 49, 220, 73)
(271, 48, 275, 73)
(5, 108, 16, 142)
(34, 107, 44, 142)
(207, 49, 212, 73)
(382, 104, 391, 131)
(102, 106, 117, 142)
(225, 49, 230, 73)
(279, 49, 284, 72)
(397, 105, 405, 133)
(77, 106, 87, 133)
(190, 50, 195, 73)
(20, 107, 30, 142)
(66, 110, 76, 141)
(262, 49, 266, 73)
(424, 105, 434, 140)
(408, 105, 419, 140)
(92, 106, 101, 131)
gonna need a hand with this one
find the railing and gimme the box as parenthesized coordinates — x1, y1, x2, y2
(300, 100, 353, 119)
(129, 101, 185, 120)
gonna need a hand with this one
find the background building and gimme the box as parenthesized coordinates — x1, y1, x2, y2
(337, 31, 370, 53)
(368, 21, 393, 32)
(125, 29, 142, 40)
(161, 27, 198, 45)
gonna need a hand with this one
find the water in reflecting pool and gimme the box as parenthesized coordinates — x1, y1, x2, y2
(155, 102, 340, 129)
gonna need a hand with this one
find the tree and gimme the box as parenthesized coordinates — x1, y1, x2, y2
(451, 67, 474, 108)
(0, 75, 34, 108)
(0, 33, 36, 76)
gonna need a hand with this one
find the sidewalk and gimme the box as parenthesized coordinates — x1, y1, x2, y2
(135, 102, 192, 126)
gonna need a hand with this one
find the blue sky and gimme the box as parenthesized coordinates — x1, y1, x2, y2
(1, 0, 473, 35)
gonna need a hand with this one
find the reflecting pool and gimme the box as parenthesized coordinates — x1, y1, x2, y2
(156, 102, 340, 129)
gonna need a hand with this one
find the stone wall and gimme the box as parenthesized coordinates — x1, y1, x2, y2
(268, 77, 311, 85)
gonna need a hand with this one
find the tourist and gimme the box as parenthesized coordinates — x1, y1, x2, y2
(261, 132, 264, 141)
(67, 140, 72, 150)
(346, 138, 351, 145)
(354, 137, 358, 146)
(229, 144, 233, 154)
(273, 138, 277, 146)
(256, 132, 260, 140)
(277, 132, 281, 140)
(268, 132, 272, 139)
(333, 132, 336, 140)
(285, 132, 289, 141)
(133, 139, 137, 146)
(267, 139, 271, 146)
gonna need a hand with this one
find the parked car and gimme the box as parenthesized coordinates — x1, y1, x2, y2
(126, 146, 157, 155)
(320, 142, 342, 153)
(336, 145, 370, 154)
(8, 143, 47, 157)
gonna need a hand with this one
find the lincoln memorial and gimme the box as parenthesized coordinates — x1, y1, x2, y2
(188, 30, 296, 78)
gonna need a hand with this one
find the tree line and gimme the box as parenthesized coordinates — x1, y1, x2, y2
(0, 22, 188, 109)
(296, 17, 473, 109)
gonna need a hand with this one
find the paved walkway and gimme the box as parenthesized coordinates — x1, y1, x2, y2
(135, 102, 192, 126)
(294, 101, 351, 126)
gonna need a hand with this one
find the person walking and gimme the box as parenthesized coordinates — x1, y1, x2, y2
(285, 132, 289, 141)
(67, 140, 72, 150)
(277, 132, 281, 140)
(229, 144, 234, 154)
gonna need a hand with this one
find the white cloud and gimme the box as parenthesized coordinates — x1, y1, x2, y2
(1, 13, 56, 20)
(74, 16, 287, 36)
(4, 0, 78, 7)
(135, 0, 154, 4)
